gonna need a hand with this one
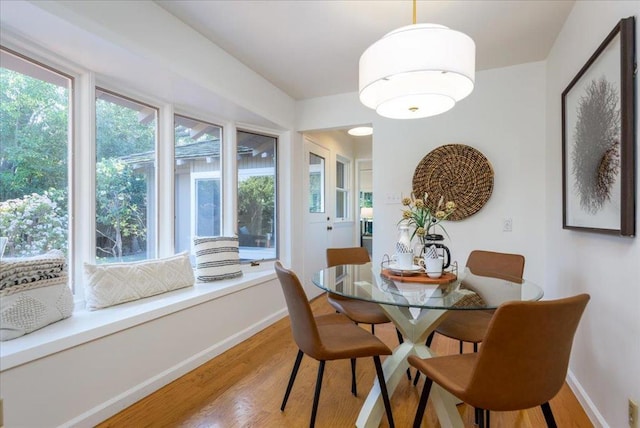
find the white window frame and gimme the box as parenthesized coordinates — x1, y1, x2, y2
(335, 155, 351, 222)
(0, 40, 284, 307)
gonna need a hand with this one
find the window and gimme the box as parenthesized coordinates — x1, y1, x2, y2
(336, 157, 350, 220)
(237, 130, 276, 261)
(309, 152, 325, 213)
(2, 45, 283, 303)
(95, 88, 157, 263)
(0, 48, 71, 259)
(174, 114, 223, 254)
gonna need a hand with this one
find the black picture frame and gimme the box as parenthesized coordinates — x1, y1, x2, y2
(562, 17, 636, 236)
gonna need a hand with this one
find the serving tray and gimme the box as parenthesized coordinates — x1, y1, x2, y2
(381, 269, 457, 284)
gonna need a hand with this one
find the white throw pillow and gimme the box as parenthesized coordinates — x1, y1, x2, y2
(194, 237, 242, 282)
(1, 279, 74, 341)
(83, 252, 195, 310)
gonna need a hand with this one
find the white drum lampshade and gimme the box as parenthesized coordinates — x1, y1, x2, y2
(359, 23, 476, 119)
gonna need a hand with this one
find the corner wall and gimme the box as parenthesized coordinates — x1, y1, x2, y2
(545, 2, 640, 427)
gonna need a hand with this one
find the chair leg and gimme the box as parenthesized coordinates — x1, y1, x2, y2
(371, 324, 375, 334)
(413, 371, 421, 386)
(350, 358, 357, 396)
(281, 350, 304, 411)
(486, 410, 490, 427)
(396, 327, 404, 345)
(473, 342, 478, 353)
(310, 360, 326, 428)
(541, 402, 558, 428)
(414, 331, 436, 386)
(373, 355, 395, 428)
(475, 407, 481, 425)
(395, 329, 412, 381)
(426, 331, 435, 347)
(413, 376, 433, 428)
(459, 340, 464, 354)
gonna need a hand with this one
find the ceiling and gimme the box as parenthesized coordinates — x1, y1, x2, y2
(155, 0, 575, 101)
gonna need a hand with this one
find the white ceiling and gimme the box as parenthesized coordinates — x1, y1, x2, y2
(155, 0, 575, 101)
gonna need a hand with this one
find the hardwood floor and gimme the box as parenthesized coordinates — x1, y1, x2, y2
(98, 297, 593, 427)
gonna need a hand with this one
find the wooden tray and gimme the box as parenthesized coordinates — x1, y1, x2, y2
(381, 269, 457, 284)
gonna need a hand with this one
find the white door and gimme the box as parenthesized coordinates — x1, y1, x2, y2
(303, 138, 333, 298)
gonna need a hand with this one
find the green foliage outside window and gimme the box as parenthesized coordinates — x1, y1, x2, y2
(238, 176, 275, 236)
(95, 158, 147, 260)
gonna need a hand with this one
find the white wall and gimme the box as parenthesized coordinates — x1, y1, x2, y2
(545, 2, 640, 427)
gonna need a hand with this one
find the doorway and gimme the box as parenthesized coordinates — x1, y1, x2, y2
(301, 129, 372, 298)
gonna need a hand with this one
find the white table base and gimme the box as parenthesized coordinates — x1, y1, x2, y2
(355, 304, 465, 428)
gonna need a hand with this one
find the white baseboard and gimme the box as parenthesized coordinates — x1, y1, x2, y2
(566, 369, 608, 428)
(61, 308, 289, 428)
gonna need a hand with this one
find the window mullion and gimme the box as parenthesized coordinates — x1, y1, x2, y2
(224, 122, 238, 237)
(72, 71, 96, 300)
(158, 104, 175, 258)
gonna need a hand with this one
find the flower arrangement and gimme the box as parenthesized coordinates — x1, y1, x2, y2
(399, 193, 456, 245)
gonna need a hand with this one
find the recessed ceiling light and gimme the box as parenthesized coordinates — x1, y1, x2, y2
(348, 126, 373, 136)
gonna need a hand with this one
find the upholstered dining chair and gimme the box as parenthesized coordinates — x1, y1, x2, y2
(326, 247, 396, 335)
(431, 250, 526, 352)
(327, 247, 411, 384)
(274, 261, 395, 428)
(409, 294, 590, 428)
(413, 250, 525, 391)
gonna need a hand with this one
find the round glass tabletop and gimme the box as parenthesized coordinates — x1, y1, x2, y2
(312, 262, 543, 310)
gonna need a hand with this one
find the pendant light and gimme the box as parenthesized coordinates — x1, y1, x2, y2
(359, 0, 475, 119)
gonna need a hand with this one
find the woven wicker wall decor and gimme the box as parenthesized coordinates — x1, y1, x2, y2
(412, 144, 494, 221)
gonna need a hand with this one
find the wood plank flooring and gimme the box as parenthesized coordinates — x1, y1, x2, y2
(98, 297, 593, 427)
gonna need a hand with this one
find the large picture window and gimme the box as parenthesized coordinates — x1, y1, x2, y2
(0, 48, 71, 259)
(1, 44, 283, 303)
(174, 114, 223, 254)
(95, 88, 157, 263)
(237, 130, 277, 261)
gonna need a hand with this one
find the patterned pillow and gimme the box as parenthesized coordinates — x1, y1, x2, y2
(83, 252, 195, 310)
(0, 278, 74, 341)
(194, 237, 242, 282)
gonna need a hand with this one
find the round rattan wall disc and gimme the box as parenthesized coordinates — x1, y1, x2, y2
(412, 144, 494, 221)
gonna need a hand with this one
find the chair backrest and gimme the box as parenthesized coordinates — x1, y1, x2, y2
(326, 247, 371, 268)
(466, 294, 590, 411)
(274, 261, 322, 356)
(466, 250, 525, 280)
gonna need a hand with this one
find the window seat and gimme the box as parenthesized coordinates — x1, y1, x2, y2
(0, 267, 276, 371)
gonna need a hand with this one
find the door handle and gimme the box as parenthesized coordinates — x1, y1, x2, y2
(327, 226, 333, 231)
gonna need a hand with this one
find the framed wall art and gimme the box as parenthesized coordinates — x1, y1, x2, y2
(562, 16, 636, 236)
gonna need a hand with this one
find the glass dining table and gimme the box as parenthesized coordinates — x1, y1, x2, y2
(312, 262, 544, 428)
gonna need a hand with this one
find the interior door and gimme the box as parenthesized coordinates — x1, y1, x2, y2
(303, 138, 333, 298)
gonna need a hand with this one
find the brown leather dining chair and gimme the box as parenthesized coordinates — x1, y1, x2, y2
(409, 294, 590, 428)
(326, 247, 396, 336)
(429, 250, 526, 352)
(327, 247, 411, 385)
(275, 261, 395, 428)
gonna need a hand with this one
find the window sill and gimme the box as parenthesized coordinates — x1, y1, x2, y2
(0, 265, 276, 371)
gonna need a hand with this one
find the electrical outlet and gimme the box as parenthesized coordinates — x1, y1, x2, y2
(630, 399, 638, 428)
(502, 218, 513, 232)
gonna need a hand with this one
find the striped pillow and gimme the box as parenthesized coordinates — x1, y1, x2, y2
(194, 237, 242, 282)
